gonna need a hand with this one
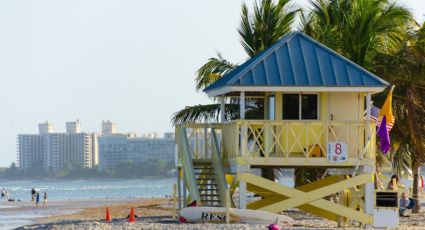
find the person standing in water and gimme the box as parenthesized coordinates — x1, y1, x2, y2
(35, 192, 40, 207)
(31, 188, 36, 201)
(43, 192, 47, 208)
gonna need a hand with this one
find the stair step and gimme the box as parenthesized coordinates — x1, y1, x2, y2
(201, 199, 221, 202)
(200, 194, 220, 197)
(197, 183, 216, 186)
(198, 188, 218, 191)
(196, 177, 216, 180)
(197, 181, 217, 184)
(192, 162, 212, 166)
(194, 172, 215, 175)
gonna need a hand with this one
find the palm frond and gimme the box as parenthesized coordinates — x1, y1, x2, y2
(171, 104, 238, 125)
(238, 0, 297, 57)
(195, 52, 236, 91)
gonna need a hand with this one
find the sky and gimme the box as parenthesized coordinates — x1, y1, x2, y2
(0, 0, 424, 167)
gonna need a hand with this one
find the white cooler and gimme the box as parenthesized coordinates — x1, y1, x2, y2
(373, 191, 399, 228)
(373, 208, 399, 228)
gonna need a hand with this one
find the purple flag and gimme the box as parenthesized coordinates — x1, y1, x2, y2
(377, 116, 390, 153)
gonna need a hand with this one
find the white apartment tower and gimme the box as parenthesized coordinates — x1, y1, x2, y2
(43, 133, 92, 171)
(17, 134, 44, 171)
(66, 120, 82, 133)
(18, 121, 98, 172)
(38, 121, 53, 135)
(101, 120, 117, 135)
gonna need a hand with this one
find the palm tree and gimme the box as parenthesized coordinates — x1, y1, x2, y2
(302, 0, 425, 207)
(172, 0, 297, 182)
(172, 0, 297, 123)
(373, 28, 425, 212)
(303, 0, 413, 69)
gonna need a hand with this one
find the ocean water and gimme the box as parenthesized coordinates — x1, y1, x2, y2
(0, 178, 175, 201)
(0, 178, 176, 229)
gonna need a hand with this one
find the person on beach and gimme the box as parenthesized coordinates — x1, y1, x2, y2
(387, 175, 399, 190)
(31, 188, 36, 201)
(399, 192, 415, 217)
(35, 192, 40, 207)
(43, 192, 47, 208)
(1, 188, 5, 200)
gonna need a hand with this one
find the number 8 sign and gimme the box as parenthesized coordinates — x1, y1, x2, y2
(327, 142, 348, 162)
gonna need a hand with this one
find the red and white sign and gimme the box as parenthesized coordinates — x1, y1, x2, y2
(327, 142, 348, 162)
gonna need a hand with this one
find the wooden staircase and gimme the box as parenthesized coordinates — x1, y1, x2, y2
(193, 160, 221, 207)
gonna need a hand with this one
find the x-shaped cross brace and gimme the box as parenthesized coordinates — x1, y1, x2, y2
(241, 173, 373, 224)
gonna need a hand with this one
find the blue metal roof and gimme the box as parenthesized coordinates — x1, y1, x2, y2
(204, 32, 389, 95)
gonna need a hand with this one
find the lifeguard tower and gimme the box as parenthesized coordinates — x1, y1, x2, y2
(176, 32, 393, 227)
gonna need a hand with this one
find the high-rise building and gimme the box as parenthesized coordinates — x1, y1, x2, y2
(101, 120, 117, 135)
(66, 120, 81, 133)
(38, 121, 53, 135)
(17, 134, 44, 172)
(17, 121, 98, 172)
(43, 133, 92, 171)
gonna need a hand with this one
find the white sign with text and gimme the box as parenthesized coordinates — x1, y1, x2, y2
(327, 142, 348, 162)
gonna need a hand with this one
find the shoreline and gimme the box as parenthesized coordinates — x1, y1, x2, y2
(13, 198, 425, 230)
(0, 176, 173, 182)
(0, 197, 164, 229)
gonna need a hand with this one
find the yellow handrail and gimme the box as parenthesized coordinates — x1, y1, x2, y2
(178, 127, 201, 204)
(211, 128, 228, 207)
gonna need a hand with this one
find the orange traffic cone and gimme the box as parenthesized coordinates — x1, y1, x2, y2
(105, 207, 111, 222)
(128, 207, 135, 223)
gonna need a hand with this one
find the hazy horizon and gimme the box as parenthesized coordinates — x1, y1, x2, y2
(1, 0, 424, 167)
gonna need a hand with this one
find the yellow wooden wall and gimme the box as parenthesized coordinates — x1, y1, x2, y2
(263, 92, 365, 156)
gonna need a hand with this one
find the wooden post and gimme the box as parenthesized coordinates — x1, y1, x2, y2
(173, 183, 177, 219)
(364, 93, 374, 227)
(275, 92, 283, 155)
(183, 169, 187, 207)
(226, 187, 231, 224)
(366, 93, 372, 158)
(177, 167, 182, 212)
(240, 91, 245, 119)
(240, 92, 247, 157)
(220, 96, 226, 123)
(238, 166, 249, 209)
(204, 126, 208, 159)
(239, 179, 247, 209)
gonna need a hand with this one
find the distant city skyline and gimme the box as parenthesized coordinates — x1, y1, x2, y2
(18, 120, 170, 138)
(17, 120, 175, 172)
(1, 0, 424, 167)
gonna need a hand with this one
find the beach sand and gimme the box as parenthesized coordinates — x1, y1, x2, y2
(12, 197, 425, 230)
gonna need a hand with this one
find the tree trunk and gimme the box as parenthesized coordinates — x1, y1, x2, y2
(294, 168, 327, 188)
(261, 168, 275, 181)
(412, 162, 421, 213)
(406, 86, 423, 213)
